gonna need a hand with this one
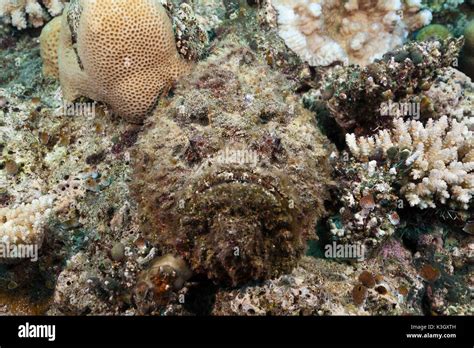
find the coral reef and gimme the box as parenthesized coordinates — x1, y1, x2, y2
(0, 0, 472, 318)
(134, 254, 192, 311)
(161, 0, 210, 61)
(131, 33, 334, 286)
(318, 38, 464, 134)
(0, 0, 64, 29)
(210, 256, 426, 315)
(423, 0, 465, 13)
(269, 0, 432, 66)
(346, 116, 473, 210)
(58, 0, 192, 123)
(329, 155, 401, 250)
(421, 67, 474, 129)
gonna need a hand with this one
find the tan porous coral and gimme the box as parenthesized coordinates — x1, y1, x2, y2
(0, 0, 65, 29)
(271, 0, 432, 66)
(40, 15, 61, 79)
(346, 116, 473, 210)
(58, 0, 191, 123)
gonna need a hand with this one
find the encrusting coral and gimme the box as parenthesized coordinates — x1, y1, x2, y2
(58, 0, 192, 123)
(0, 0, 64, 29)
(346, 116, 473, 210)
(269, 0, 433, 66)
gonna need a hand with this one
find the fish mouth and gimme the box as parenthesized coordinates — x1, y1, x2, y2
(173, 166, 304, 285)
(181, 167, 298, 234)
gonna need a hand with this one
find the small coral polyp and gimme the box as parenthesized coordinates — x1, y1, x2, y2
(272, 0, 432, 66)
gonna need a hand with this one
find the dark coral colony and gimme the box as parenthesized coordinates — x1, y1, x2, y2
(0, 0, 472, 316)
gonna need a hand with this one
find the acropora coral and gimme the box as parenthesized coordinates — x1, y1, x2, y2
(270, 0, 433, 66)
(0, 0, 64, 29)
(346, 116, 473, 210)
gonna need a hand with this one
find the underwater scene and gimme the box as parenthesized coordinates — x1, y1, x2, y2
(0, 0, 472, 317)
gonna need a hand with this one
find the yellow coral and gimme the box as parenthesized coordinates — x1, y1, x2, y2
(58, 0, 190, 123)
(40, 16, 61, 79)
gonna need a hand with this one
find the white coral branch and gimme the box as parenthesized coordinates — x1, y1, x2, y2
(347, 116, 473, 210)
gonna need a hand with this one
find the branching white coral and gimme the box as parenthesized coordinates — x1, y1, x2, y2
(346, 116, 474, 210)
(0, 0, 64, 29)
(0, 195, 54, 247)
(271, 0, 432, 66)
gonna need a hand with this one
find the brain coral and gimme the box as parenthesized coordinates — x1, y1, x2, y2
(58, 0, 190, 123)
(271, 0, 433, 66)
